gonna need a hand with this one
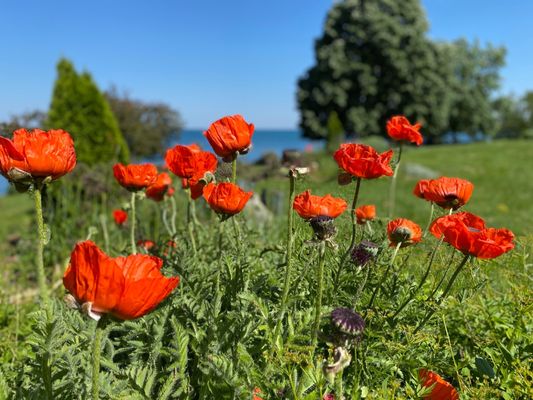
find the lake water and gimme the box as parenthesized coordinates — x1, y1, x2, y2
(0, 130, 315, 194)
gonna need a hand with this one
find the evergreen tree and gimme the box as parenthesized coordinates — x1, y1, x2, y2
(297, 0, 504, 143)
(46, 59, 129, 165)
(326, 111, 344, 153)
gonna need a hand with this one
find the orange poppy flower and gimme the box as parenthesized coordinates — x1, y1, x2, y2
(387, 218, 422, 247)
(386, 115, 423, 146)
(63, 241, 179, 320)
(414, 177, 474, 210)
(293, 190, 347, 220)
(334, 144, 394, 180)
(137, 239, 156, 252)
(203, 182, 253, 215)
(429, 212, 514, 259)
(113, 163, 158, 191)
(165, 145, 218, 199)
(203, 114, 254, 160)
(419, 370, 459, 400)
(355, 204, 376, 224)
(146, 172, 172, 202)
(0, 128, 76, 183)
(113, 209, 128, 226)
(252, 387, 263, 400)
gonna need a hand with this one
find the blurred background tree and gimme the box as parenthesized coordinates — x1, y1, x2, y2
(46, 58, 130, 165)
(105, 87, 183, 159)
(0, 110, 46, 135)
(494, 91, 533, 139)
(297, 0, 507, 144)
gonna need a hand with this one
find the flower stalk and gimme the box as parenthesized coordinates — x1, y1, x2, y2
(367, 242, 402, 311)
(414, 254, 471, 333)
(186, 189, 198, 255)
(232, 156, 237, 183)
(92, 320, 104, 400)
(312, 241, 327, 348)
(388, 143, 403, 218)
(130, 192, 137, 254)
(33, 184, 50, 306)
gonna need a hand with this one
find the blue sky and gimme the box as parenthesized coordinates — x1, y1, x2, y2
(1, 0, 532, 129)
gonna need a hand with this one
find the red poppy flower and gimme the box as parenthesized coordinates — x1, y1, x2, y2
(63, 241, 179, 320)
(355, 204, 376, 224)
(430, 212, 514, 259)
(252, 387, 263, 400)
(166, 186, 175, 197)
(165, 145, 218, 199)
(113, 209, 128, 226)
(387, 218, 422, 247)
(419, 370, 459, 400)
(414, 177, 474, 210)
(113, 163, 158, 192)
(386, 115, 423, 146)
(334, 144, 394, 179)
(293, 190, 347, 220)
(146, 172, 172, 202)
(203, 182, 253, 215)
(137, 239, 156, 252)
(203, 114, 254, 160)
(0, 128, 76, 183)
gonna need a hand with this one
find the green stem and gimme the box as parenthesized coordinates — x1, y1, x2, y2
(390, 237, 443, 323)
(367, 242, 401, 311)
(312, 242, 327, 348)
(335, 369, 344, 400)
(272, 169, 296, 350)
(388, 143, 403, 218)
(422, 202, 435, 238)
(414, 254, 470, 334)
(170, 195, 178, 234)
(186, 190, 197, 255)
(33, 185, 50, 306)
(231, 156, 237, 183)
(99, 214, 110, 254)
(335, 178, 362, 289)
(92, 320, 104, 400)
(130, 192, 137, 254)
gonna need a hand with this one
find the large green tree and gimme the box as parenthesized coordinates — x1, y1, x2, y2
(105, 88, 183, 159)
(46, 59, 129, 165)
(297, 0, 505, 143)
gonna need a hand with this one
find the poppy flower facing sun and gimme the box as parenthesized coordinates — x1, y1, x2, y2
(334, 143, 394, 180)
(414, 177, 474, 210)
(204, 114, 254, 161)
(418, 369, 459, 400)
(293, 190, 347, 220)
(355, 204, 376, 224)
(386, 115, 423, 146)
(63, 241, 179, 320)
(113, 163, 158, 192)
(0, 128, 76, 184)
(165, 144, 218, 199)
(387, 218, 422, 248)
(429, 212, 514, 259)
(203, 182, 253, 216)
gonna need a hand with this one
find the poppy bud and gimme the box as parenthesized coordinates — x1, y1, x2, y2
(331, 307, 365, 339)
(337, 172, 352, 186)
(351, 240, 379, 267)
(309, 216, 337, 241)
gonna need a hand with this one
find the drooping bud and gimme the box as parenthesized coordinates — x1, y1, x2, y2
(323, 346, 352, 382)
(309, 216, 337, 241)
(351, 240, 379, 267)
(331, 307, 365, 339)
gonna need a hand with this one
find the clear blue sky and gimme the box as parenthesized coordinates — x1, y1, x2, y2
(1, 0, 532, 129)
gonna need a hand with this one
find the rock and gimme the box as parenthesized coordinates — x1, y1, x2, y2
(243, 194, 274, 224)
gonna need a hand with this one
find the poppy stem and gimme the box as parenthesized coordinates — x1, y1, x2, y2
(272, 169, 296, 352)
(232, 156, 237, 183)
(348, 178, 362, 252)
(367, 242, 402, 311)
(170, 195, 178, 234)
(130, 192, 137, 254)
(414, 254, 470, 334)
(388, 143, 403, 218)
(33, 184, 50, 306)
(186, 190, 197, 255)
(92, 320, 104, 400)
(390, 237, 444, 323)
(422, 202, 435, 237)
(312, 241, 327, 348)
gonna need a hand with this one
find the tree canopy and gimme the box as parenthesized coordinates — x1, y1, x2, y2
(105, 88, 183, 159)
(297, 0, 506, 143)
(46, 58, 130, 165)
